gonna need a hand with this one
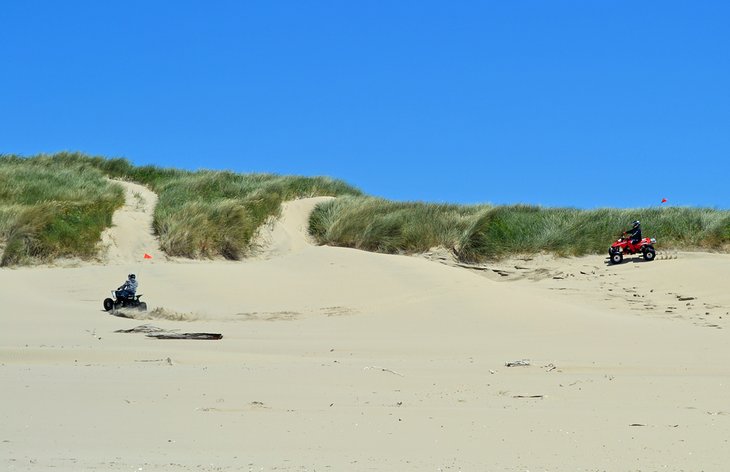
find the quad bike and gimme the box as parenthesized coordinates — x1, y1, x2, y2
(608, 233, 657, 264)
(103, 291, 147, 312)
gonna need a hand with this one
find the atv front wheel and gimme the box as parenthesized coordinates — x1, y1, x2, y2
(103, 298, 114, 311)
(138, 302, 148, 312)
(643, 247, 656, 261)
(610, 252, 623, 264)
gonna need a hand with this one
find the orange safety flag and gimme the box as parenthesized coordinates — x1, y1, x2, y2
(143, 253, 153, 259)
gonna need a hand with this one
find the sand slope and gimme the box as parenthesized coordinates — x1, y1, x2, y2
(99, 179, 167, 265)
(1, 192, 729, 471)
(251, 196, 335, 259)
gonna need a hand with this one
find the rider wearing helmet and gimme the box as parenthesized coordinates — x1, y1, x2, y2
(116, 273, 138, 300)
(625, 220, 642, 244)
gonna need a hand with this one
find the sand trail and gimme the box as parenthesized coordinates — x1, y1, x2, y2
(251, 196, 334, 258)
(99, 179, 166, 265)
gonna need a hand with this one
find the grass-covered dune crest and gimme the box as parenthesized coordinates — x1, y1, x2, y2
(0, 152, 361, 265)
(310, 197, 730, 262)
(0, 157, 124, 266)
(1, 152, 728, 266)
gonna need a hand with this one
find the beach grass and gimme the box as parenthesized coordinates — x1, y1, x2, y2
(0, 153, 362, 264)
(2, 152, 728, 265)
(310, 197, 730, 262)
(149, 170, 361, 258)
(0, 158, 124, 265)
(309, 196, 489, 253)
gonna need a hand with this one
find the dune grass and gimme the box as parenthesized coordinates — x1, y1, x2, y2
(2, 152, 728, 265)
(309, 196, 489, 253)
(0, 158, 124, 266)
(149, 170, 361, 258)
(310, 197, 730, 262)
(0, 152, 362, 264)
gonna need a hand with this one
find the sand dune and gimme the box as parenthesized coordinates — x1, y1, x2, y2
(1, 190, 729, 471)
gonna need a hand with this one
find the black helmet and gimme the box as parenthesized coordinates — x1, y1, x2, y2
(128, 273, 136, 279)
(632, 220, 640, 228)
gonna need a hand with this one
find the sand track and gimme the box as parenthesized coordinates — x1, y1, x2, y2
(99, 183, 329, 265)
(99, 180, 166, 265)
(250, 196, 334, 258)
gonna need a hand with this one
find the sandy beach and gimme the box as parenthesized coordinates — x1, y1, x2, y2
(1, 182, 729, 471)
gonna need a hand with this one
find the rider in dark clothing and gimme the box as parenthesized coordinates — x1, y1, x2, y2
(625, 221, 642, 244)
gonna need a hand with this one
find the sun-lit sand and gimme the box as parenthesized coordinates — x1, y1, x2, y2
(1, 182, 729, 471)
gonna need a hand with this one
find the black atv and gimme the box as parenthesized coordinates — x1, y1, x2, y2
(103, 291, 147, 312)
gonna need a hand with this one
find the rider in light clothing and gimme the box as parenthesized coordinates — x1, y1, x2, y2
(116, 274, 138, 300)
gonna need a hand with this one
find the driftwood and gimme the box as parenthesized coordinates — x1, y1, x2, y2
(146, 333, 223, 340)
(505, 359, 531, 367)
(135, 357, 173, 365)
(115, 325, 166, 334)
(115, 324, 222, 340)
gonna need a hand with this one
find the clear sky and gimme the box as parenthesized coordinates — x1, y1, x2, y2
(2, 1, 728, 208)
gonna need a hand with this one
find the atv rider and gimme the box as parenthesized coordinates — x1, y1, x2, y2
(116, 274, 138, 300)
(625, 220, 642, 245)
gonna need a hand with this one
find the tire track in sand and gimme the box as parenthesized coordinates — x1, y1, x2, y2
(99, 180, 167, 264)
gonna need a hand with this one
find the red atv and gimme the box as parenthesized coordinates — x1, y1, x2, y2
(608, 233, 657, 264)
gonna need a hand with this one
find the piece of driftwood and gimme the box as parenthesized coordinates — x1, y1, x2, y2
(115, 325, 166, 334)
(146, 332, 223, 340)
(135, 357, 173, 365)
(513, 394, 544, 399)
(115, 324, 222, 341)
(505, 359, 531, 367)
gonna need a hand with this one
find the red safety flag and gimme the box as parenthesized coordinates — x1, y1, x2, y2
(143, 253, 152, 259)
(661, 198, 667, 203)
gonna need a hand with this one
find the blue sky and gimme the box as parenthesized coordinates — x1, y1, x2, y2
(1, 1, 728, 208)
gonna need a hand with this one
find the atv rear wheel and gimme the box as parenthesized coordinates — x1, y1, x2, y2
(138, 302, 148, 312)
(103, 298, 114, 311)
(610, 252, 623, 264)
(643, 247, 656, 261)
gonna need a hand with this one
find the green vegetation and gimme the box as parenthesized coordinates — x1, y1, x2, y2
(310, 197, 730, 262)
(0, 157, 124, 266)
(148, 171, 361, 258)
(0, 152, 361, 265)
(309, 196, 489, 253)
(2, 152, 728, 266)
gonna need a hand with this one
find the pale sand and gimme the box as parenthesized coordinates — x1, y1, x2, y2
(1, 187, 729, 471)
